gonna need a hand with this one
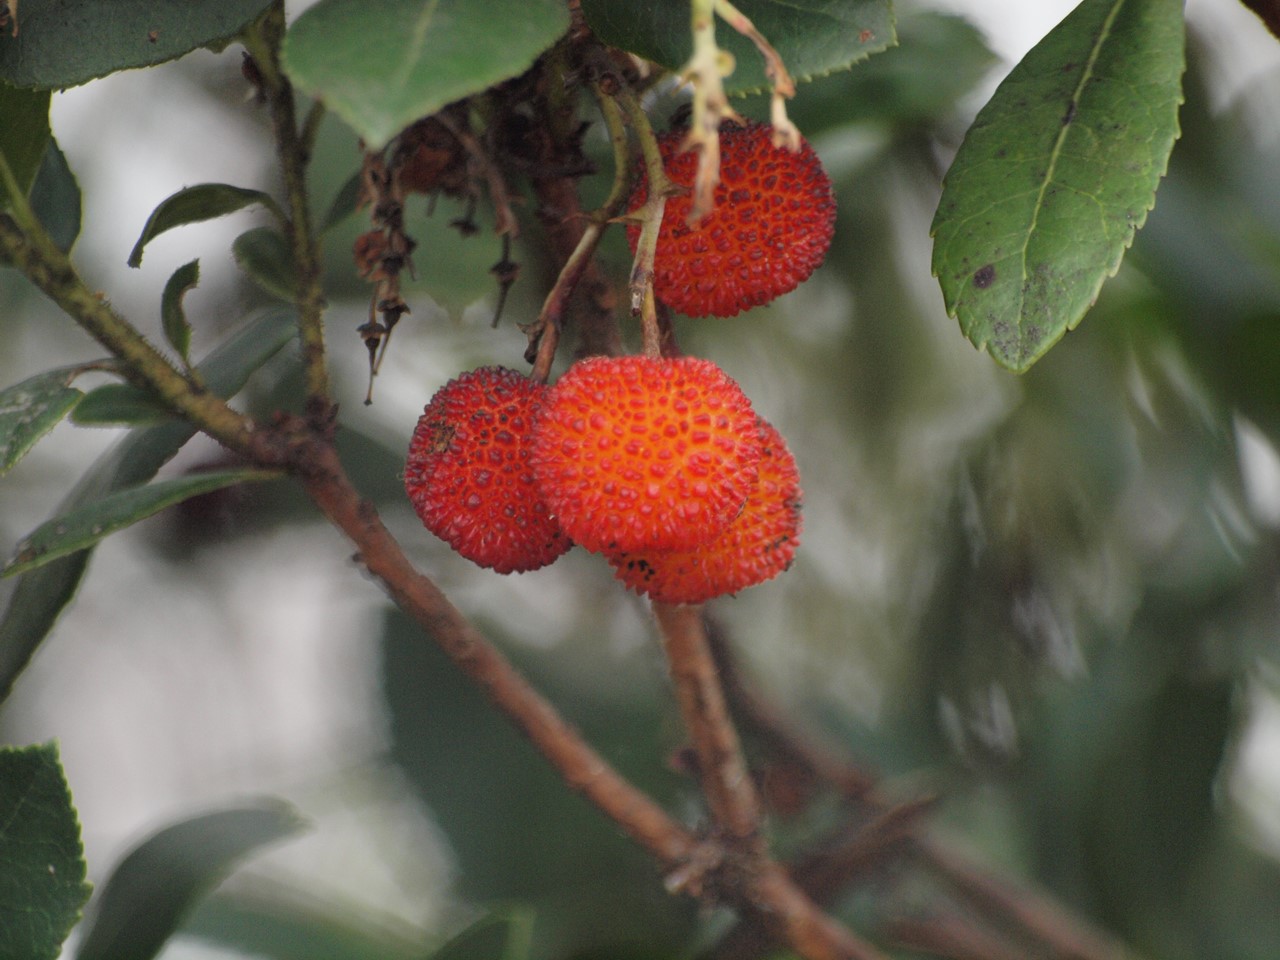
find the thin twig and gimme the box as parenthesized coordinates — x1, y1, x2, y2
(241, 2, 330, 422)
(434, 110, 519, 239)
(681, 0, 741, 222)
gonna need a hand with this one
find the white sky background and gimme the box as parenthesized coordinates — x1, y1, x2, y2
(5, 1, 1280, 956)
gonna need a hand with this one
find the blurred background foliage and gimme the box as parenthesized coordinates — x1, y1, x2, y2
(3, 2, 1280, 959)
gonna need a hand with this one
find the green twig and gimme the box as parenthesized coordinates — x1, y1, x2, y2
(616, 86, 677, 358)
(243, 0, 330, 421)
(0, 213, 257, 456)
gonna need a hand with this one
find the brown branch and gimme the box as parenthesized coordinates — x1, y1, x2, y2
(706, 620, 1127, 960)
(291, 433, 697, 867)
(654, 603, 764, 844)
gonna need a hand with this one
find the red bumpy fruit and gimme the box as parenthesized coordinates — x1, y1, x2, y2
(531, 355, 762, 554)
(607, 418, 802, 604)
(405, 366, 571, 574)
(626, 120, 836, 318)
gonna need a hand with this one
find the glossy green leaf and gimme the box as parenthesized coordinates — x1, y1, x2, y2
(931, 0, 1185, 372)
(161, 259, 199, 362)
(70, 383, 174, 427)
(128, 184, 285, 268)
(0, 0, 273, 89)
(0, 367, 85, 476)
(0, 82, 51, 202)
(232, 226, 297, 300)
(0, 743, 92, 960)
(321, 171, 362, 233)
(0, 309, 297, 702)
(282, 0, 571, 150)
(579, 0, 895, 96)
(27, 140, 82, 254)
(4, 468, 282, 577)
(76, 802, 306, 960)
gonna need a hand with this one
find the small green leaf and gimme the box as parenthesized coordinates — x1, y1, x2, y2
(0, 83, 51, 202)
(76, 802, 306, 960)
(4, 468, 282, 577)
(71, 383, 174, 427)
(931, 0, 1185, 372)
(0, 367, 85, 476)
(579, 0, 896, 96)
(282, 0, 571, 150)
(0, 309, 297, 703)
(0, 743, 92, 960)
(161, 259, 199, 362)
(321, 171, 363, 233)
(28, 139, 82, 254)
(232, 226, 297, 300)
(128, 184, 285, 269)
(0, 0, 274, 89)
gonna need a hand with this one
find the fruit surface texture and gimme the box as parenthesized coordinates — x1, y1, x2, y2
(627, 120, 836, 318)
(532, 355, 761, 553)
(405, 366, 571, 574)
(607, 418, 802, 603)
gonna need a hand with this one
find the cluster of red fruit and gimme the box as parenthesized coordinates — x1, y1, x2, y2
(404, 358, 801, 604)
(404, 120, 833, 603)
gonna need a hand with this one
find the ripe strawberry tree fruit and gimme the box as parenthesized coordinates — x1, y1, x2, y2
(626, 120, 837, 318)
(606, 417, 801, 604)
(405, 366, 571, 574)
(531, 355, 762, 554)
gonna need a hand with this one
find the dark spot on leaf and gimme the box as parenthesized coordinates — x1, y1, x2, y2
(973, 264, 996, 289)
(1062, 101, 1076, 125)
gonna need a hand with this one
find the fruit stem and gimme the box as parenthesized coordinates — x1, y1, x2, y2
(713, 0, 801, 150)
(616, 86, 677, 357)
(681, 0, 743, 223)
(524, 78, 633, 381)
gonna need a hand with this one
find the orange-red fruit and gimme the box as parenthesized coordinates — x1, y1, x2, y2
(606, 418, 801, 604)
(532, 355, 761, 554)
(626, 120, 836, 318)
(405, 367, 571, 574)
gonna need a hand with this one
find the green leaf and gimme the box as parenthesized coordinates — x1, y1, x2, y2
(0, 367, 85, 476)
(3, 468, 282, 577)
(128, 184, 285, 268)
(161, 259, 199, 362)
(0, 309, 297, 703)
(282, 0, 571, 150)
(430, 906, 535, 960)
(232, 226, 297, 300)
(76, 802, 307, 960)
(321, 170, 363, 233)
(930, 0, 1185, 372)
(0, 82, 51, 202)
(28, 139, 82, 254)
(579, 0, 896, 97)
(0, 743, 92, 960)
(70, 383, 174, 427)
(0, 0, 274, 89)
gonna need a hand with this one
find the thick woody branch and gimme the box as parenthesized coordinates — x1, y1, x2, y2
(654, 603, 763, 844)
